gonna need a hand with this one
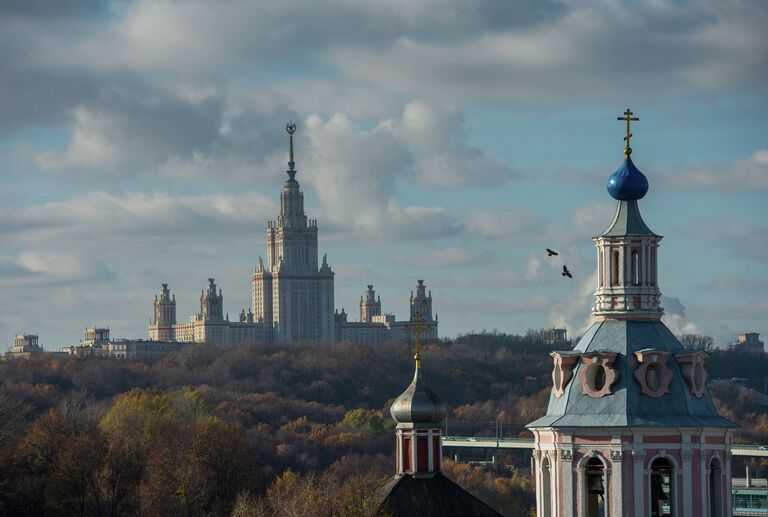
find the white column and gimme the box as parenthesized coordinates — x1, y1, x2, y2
(724, 449, 733, 517)
(611, 450, 623, 516)
(633, 448, 645, 517)
(560, 449, 574, 517)
(534, 449, 543, 517)
(681, 448, 693, 517)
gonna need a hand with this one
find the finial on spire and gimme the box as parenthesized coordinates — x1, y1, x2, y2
(412, 313, 425, 370)
(286, 121, 297, 180)
(617, 108, 639, 158)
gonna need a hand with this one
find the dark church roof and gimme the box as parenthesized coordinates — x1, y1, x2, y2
(373, 473, 502, 517)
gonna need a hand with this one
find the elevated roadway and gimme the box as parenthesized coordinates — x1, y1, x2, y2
(442, 436, 768, 457)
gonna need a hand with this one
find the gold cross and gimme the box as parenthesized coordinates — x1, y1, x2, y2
(411, 313, 428, 369)
(617, 108, 639, 157)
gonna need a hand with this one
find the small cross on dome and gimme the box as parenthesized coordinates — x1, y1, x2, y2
(617, 108, 639, 158)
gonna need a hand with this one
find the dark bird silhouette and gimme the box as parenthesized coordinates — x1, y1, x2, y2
(562, 265, 572, 278)
(546, 248, 558, 256)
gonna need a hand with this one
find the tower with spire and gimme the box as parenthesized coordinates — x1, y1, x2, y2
(252, 122, 335, 344)
(149, 283, 176, 341)
(373, 331, 501, 516)
(527, 110, 736, 517)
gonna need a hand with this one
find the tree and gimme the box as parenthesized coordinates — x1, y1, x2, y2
(678, 334, 714, 351)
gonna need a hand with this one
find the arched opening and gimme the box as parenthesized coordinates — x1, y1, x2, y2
(646, 364, 660, 391)
(709, 457, 723, 517)
(590, 364, 606, 391)
(611, 250, 620, 286)
(631, 250, 640, 285)
(650, 457, 674, 516)
(586, 457, 606, 517)
(542, 456, 552, 517)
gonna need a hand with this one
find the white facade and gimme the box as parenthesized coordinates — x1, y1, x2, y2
(146, 123, 439, 347)
(251, 124, 335, 345)
(335, 280, 438, 344)
(149, 278, 265, 347)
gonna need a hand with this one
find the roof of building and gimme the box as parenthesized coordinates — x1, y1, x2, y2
(390, 364, 447, 425)
(607, 157, 649, 200)
(599, 199, 660, 238)
(528, 319, 738, 428)
(373, 473, 502, 517)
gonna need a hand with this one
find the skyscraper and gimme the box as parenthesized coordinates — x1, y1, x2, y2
(252, 122, 335, 344)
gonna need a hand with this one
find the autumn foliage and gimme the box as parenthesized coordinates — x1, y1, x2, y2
(0, 333, 764, 516)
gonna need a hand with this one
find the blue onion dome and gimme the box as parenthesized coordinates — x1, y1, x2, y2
(390, 367, 447, 424)
(607, 157, 649, 200)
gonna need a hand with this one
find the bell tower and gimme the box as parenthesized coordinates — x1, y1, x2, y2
(527, 110, 736, 517)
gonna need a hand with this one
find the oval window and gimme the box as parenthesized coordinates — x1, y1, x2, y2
(591, 365, 606, 391)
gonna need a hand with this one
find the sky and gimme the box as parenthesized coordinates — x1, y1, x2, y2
(1, 0, 766, 349)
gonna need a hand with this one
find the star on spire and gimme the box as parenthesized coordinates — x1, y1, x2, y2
(286, 121, 297, 180)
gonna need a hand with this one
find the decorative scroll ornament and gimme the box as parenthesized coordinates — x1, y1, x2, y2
(560, 449, 573, 461)
(634, 349, 674, 398)
(674, 351, 708, 398)
(551, 352, 581, 398)
(577, 352, 619, 398)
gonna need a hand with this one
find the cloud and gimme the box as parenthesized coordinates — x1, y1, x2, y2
(301, 112, 461, 240)
(557, 150, 768, 194)
(330, 0, 768, 102)
(0, 252, 115, 287)
(681, 219, 768, 263)
(0, 191, 277, 255)
(386, 101, 515, 188)
(391, 248, 494, 269)
(655, 149, 768, 192)
(465, 201, 615, 245)
(696, 276, 768, 292)
(465, 207, 546, 241)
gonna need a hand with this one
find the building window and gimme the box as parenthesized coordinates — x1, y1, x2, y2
(631, 250, 640, 285)
(542, 456, 552, 517)
(585, 457, 606, 517)
(650, 457, 674, 516)
(611, 250, 620, 286)
(709, 457, 723, 517)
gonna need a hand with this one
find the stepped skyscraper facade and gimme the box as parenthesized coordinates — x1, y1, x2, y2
(251, 122, 335, 344)
(148, 122, 436, 346)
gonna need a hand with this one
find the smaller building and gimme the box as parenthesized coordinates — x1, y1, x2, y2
(101, 339, 185, 360)
(542, 327, 570, 347)
(729, 332, 764, 354)
(149, 279, 266, 347)
(63, 327, 185, 360)
(81, 327, 110, 346)
(5, 334, 44, 358)
(732, 468, 768, 517)
(335, 280, 438, 344)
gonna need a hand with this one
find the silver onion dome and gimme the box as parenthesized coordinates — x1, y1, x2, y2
(390, 366, 447, 424)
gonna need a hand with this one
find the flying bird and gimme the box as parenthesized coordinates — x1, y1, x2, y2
(546, 248, 559, 256)
(562, 265, 572, 279)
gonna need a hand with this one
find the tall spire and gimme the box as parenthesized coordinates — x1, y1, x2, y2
(286, 121, 297, 180)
